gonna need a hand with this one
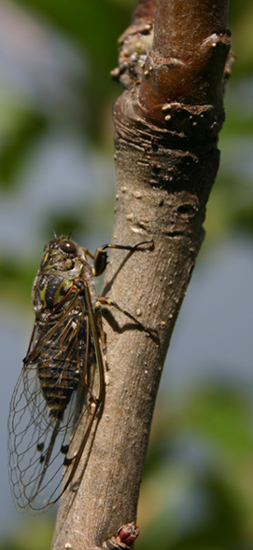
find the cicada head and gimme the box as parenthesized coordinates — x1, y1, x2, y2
(31, 236, 90, 315)
(40, 235, 84, 277)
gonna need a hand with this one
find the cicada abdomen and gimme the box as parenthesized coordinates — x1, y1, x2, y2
(32, 283, 92, 422)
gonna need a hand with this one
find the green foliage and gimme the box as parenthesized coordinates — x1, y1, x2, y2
(0, 0, 136, 192)
(137, 384, 253, 550)
(0, 516, 54, 550)
(229, 2, 253, 76)
(0, 257, 36, 305)
(14, 0, 134, 142)
(0, 109, 47, 187)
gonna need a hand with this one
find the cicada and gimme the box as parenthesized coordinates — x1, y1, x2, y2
(8, 235, 155, 513)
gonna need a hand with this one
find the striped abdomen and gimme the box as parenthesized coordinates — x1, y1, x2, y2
(37, 312, 95, 421)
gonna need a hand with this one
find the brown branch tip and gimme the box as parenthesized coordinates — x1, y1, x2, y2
(101, 523, 140, 550)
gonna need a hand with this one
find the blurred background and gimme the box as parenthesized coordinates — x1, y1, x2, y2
(0, 0, 253, 548)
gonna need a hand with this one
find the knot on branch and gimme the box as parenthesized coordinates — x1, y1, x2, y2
(114, 89, 224, 151)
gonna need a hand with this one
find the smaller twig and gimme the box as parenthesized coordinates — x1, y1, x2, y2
(101, 523, 140, 550)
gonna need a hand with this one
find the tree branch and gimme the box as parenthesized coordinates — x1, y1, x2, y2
(52, 0, 231, 548)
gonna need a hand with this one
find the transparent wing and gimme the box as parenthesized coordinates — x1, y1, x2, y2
(8, 295, 100, 513)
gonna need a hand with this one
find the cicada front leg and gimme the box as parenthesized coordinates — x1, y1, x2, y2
(84, 239, 154, 278)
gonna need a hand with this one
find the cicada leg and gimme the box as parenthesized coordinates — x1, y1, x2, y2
(93, 303, 109, 371)
(83, 240, 154, 278)
(96, 296, 158, 341)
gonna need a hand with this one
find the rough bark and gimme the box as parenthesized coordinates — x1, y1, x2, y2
(52, 0, 231, 548)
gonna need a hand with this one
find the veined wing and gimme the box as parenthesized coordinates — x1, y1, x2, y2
(8, 293, 99, 513)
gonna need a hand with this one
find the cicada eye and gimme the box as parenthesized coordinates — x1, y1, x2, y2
(59, 240, 76, 254)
